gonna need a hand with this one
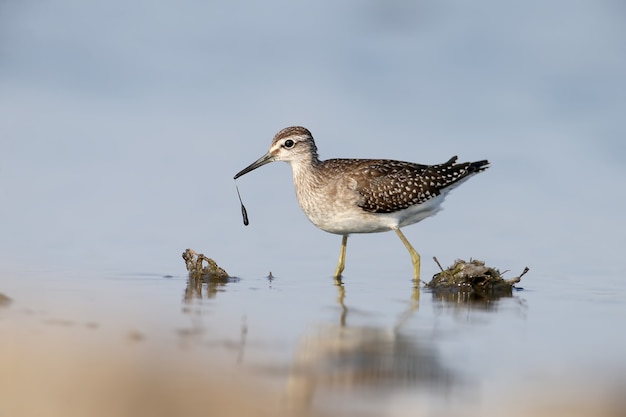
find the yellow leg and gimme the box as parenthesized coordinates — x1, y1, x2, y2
(333, 235, 348, 279)
(394, 228, 421, 281)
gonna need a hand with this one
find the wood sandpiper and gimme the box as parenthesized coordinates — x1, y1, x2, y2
(234, 126, 489, 281)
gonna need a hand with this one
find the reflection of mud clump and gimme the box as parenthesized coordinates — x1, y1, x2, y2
(0, 293, 12, 307)
(426, 258, 528, 301)
(182, 248, 229, 279)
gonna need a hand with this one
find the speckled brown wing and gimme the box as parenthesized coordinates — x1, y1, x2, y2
(327, 157, 488, 214)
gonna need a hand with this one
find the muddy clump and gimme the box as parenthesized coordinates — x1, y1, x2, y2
(426, 258, 528, 302)
(182, 249, 238, 300)
(182, 248, 229, 279)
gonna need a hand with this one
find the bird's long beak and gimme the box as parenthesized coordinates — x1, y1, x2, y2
(234, 152, 276, 179)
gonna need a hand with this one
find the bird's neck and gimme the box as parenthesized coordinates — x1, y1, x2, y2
(290, 157, 323, 192)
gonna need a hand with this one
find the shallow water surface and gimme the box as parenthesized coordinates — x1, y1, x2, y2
(2, 262, 625, 417)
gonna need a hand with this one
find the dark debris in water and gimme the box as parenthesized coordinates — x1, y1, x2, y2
(182, 249, 239, 301)
(182, 248, 230, 279)
(426, 257, 529, 302)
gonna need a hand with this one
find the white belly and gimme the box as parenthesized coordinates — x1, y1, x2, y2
(296, 187, 450, 235)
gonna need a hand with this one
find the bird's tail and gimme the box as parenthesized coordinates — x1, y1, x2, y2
(468, 159, 490, 173)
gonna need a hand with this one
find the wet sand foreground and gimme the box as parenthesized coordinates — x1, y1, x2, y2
(0, 309, 282, 417)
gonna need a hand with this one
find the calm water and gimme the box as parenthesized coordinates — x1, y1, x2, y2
(1, 1, 626, 416)
(2, 262, 625, 416)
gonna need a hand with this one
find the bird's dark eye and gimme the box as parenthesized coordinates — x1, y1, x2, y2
(284, 139, 295, 148)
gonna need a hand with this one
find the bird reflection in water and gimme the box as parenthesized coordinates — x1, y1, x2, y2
(285, 274, 525, 412)
(285, 278, 455, 412)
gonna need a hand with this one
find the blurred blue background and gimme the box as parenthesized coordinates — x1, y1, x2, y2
(2, 3, 626, 415)
(1, 0, 625, 279)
